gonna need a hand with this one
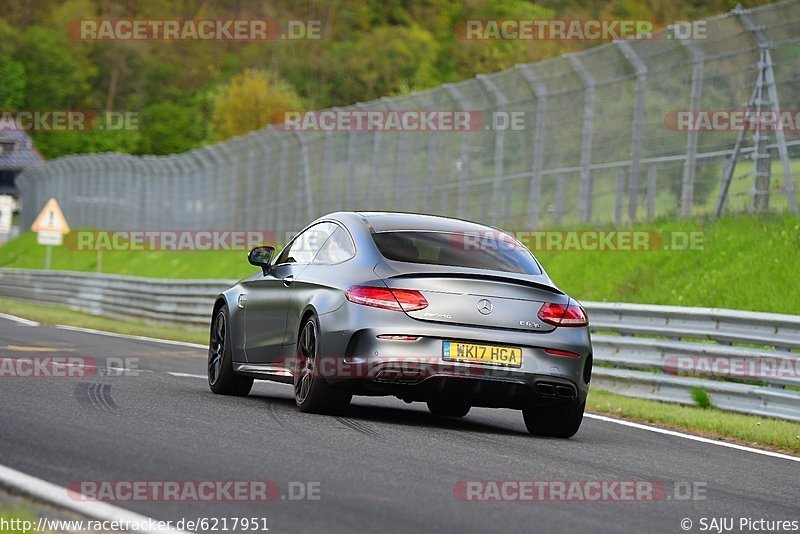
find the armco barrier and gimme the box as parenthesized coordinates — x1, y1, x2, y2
(1, 268, 798, 421)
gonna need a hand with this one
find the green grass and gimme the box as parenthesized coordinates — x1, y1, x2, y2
(690, 387, 713, 409)
(0, 231, 259, 279)
(0, 508, 38, 534)
(534, 213, 800, 314)
(0, 298, 207, 345)
(587, 389, 800, 455)
(2, 214, 800, 314)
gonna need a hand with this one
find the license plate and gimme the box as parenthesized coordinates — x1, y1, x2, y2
(443, 341, 522, 367)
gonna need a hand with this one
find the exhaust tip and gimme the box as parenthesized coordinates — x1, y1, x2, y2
(555, 385, 576, 399)
(535, 381, 576, 399)
(536, 383, 557, 397)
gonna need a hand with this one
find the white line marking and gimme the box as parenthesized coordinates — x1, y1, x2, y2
(585, 413, 800, 463)
(168, 372, 207, 379)
(55, 324, 206, 349)
(17, 319, 800, 463)
(0, 463, 189, 533)
(0, 313, 40, 327)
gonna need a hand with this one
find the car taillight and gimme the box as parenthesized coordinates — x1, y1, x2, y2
(537, 300, 588, 327)
(545, 348, 580, 358)
(345, 286, 428, 312)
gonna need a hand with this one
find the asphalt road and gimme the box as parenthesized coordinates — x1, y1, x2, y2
(0, 315, 798, 534)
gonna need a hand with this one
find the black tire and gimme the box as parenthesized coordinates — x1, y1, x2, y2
(208, 306, 253, 396)
(293, 315, 352, 415)
(427, 399, 471, 418)
(522, 400, 585, 438)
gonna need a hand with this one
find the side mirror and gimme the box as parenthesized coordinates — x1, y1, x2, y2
(248, 245, 275, 274)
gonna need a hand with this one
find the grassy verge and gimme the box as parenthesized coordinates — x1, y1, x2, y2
(0, 507, 38, 534)
(0, 230, 258, 279)
(2, 214, 800, 313)
(0, 298, 207, 345)
(534, 214, 800, 314)
(1, 296, 798, 455)
(587, 389, 800, 455)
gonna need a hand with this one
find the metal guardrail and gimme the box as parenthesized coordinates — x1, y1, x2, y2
(587, 302, 800, 421)
(0, 269, 231, 328)
(0, 268, 798, 421)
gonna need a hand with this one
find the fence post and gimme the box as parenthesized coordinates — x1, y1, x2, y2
(353, 102, 371, 210)
(293, 131, 314, 224)
(615, 170, 625, 227)
(735, 5, 798, 215)
(254, 134, 272, 232)
(167, 155, 188, 230)
(763, 48, 798, 214)
(53, 160, 66, 226)
(477, 74, 507, 226)
(555, 175, 566, 226)
(647, 166, 657, 220)
(274, 130, 290, 236)
(212, 145, 233, 229)
(615, 40, 647, 223)
(162, 157, 179, 229)
(381, 97, 407, 213)
(424, 126, 437, 214)
(86, 157, 100, 229)
(443, 83, 470, 219)
(516, 65, 547, 229)
(679, 39, 704, 217)
(567, 54, 596, 224)
(344, 107, 357, 211)
(364, 102, 383, 210)
(123, 156, 138, 229)
(321, 130, 334, 215)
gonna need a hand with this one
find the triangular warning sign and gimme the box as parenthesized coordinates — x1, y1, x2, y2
(31, 198, 70, 234)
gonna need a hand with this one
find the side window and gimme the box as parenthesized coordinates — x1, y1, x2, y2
(275, 222, 338, 265)
(313, 227, 356, 264)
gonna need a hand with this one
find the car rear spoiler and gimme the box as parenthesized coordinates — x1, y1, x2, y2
(383, 272, 564, 295)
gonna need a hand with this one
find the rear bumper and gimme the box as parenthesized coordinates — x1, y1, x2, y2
(317, 302, 592, 408)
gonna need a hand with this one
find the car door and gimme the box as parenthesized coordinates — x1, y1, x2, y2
(243, 222, 338, 364)
(282, 224, 357, 349)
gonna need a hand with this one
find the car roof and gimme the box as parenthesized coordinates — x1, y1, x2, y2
(351, 211, 501, 234)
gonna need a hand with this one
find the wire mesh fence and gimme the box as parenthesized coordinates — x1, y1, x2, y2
(17, 0, 800, 238)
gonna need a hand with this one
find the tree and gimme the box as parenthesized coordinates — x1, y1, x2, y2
(15, 25, 95, 109)
(138, 102, 207, 155)
(210, 69, 303, 141)
(0, 60, 25, 109)
(326, 24, 439, 103)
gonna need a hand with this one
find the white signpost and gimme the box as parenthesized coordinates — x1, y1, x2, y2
(0, 195, 14, 244)
(31, 198, 70, 270)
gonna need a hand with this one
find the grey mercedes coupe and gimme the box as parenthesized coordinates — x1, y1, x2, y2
(208, 212, 592, 438)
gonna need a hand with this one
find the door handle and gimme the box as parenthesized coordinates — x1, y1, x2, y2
(282, 275, 295, 287)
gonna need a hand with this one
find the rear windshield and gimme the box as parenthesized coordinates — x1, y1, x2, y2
(372, 231, 542, 275)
